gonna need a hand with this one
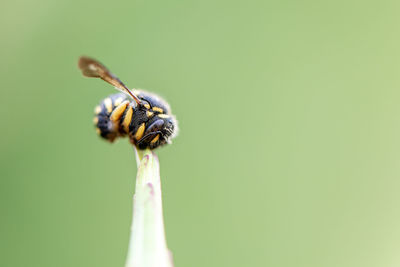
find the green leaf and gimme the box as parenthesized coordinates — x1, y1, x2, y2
(125, 148, 174, 267)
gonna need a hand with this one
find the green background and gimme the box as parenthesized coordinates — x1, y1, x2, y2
(1, 0, 400, 266)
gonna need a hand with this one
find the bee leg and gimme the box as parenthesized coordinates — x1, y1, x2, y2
(144, 119, 164, 135)
(137, 131, 162, 148)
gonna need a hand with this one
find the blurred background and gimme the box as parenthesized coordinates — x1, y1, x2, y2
(1, 0, 400, 266)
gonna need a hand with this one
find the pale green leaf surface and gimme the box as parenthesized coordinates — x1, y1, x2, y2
(125, 149, 173, 267)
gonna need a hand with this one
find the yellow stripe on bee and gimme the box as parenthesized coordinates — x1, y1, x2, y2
(96, 128, 101, 135)
(134, 123, 145, 140)
(143, 103, 151, 109)
(157, 114, 170, 119)
(152, 107, 164, 113)
(146, 111, 154, 118)
(93, 117, 99, 124)
(114, 97, 124, 106)
(122, 106, 133, 133)
(94, 105, 102, 114)
(150, 134, 160, 144)
(104, 98, 113, 113)
(110, 101, 129, 122)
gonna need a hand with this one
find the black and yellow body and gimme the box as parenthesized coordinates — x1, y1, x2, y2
(78, 56, 178, 150)
(94, 90, 177, 150)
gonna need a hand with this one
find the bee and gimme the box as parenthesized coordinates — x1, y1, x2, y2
(78, 56, 178, 150)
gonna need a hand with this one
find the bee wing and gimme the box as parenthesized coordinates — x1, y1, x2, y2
(78, 56, 115, 79)
(78, 56, 141, 104)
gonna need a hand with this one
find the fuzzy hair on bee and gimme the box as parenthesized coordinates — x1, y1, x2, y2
(79, 56, 178, 150)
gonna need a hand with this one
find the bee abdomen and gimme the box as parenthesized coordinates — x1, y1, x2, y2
(94, 93, 131, 142)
